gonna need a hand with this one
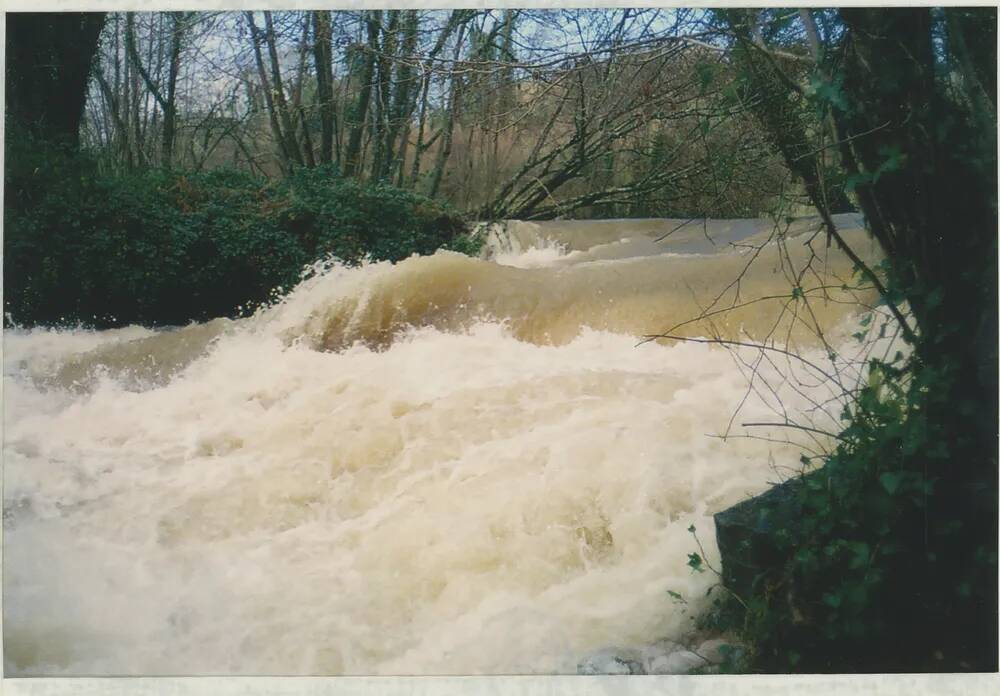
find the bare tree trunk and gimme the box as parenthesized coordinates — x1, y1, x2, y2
(147, 14, 160, 150)
(112, 14, 133, 170)
(383, 9, 419, 183)
(292, 12, 316, 168)
(94, 14, 132, 171)
(94, 70, 130, 165)
(407, 68, 433, 187)
(370, 11, 397, 181)
(125, 11, 183, 166)
(312, 10, 335, 165)
(263, 10, 303, 167)
(127, 15, 145, 166)
(487, 10, 517, 198)
(428, 20, 469, 199)
(406, 10, 473, 188)
(342, 11, 379, 178)
(245, 11, 292, 173)
(161, 12, 184, 167)
(798, 9, 822, 60)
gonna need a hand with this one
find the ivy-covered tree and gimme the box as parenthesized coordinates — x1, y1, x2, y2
(712, 7, 997, 673)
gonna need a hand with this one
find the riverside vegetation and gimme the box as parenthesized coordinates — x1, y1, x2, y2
(5, 137, 476, 327)
(683, 8, 997, 674)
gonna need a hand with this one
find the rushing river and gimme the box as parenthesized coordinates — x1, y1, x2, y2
(4, 214, 886, 675)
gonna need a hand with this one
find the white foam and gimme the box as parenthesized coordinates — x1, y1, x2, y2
(3, 219, 891, 675)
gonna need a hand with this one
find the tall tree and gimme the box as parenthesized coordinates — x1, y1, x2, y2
(383, 9, 420, 184)
(161, 12, 185, 168)
(718, 7, 997, 672)
(312, 10, 336, 166)
(291, 12, 316, 168)
(427, 18, 471, 199)
(125, 12, 186, 167)
(832, 11, 997, 670)
(6, 12, 106, 148)
(342, 11, 379, 178)
(370, 11, 398, 181)
(246, 11, 300, 173)
(262, 11, 303, 167)
(407, 9, 475, 188)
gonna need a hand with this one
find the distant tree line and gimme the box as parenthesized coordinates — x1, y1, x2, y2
(15, 9, 837, 220)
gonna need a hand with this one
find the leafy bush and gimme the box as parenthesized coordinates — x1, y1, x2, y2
(697, 336, 997, 672)
(274, 165, 474, 263)
(4, 145, 475, 327)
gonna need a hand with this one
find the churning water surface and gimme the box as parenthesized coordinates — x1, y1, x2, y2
(3, 214, 887, 675)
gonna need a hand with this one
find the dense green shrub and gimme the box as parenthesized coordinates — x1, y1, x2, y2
(273, 165, 473, 263)
(696, 315, 997, 673)
(4, 144, 475, 327)
(689, 8, 997, 674)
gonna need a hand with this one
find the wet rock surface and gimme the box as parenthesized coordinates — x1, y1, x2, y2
(576, 647, 647, 675)
(576, 636, 739, 675)
(714, 472, 819, 600)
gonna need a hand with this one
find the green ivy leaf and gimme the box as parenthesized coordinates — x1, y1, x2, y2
(845, 172, 873, 193)
(925, 288, 944, 310)
(847, 541, 870, 569)
(880, 472, 904, 495)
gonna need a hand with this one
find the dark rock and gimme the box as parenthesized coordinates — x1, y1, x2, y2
(714, 471, 821, 600)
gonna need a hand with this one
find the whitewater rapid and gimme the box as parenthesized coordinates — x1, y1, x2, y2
(3, 215, 888, 675)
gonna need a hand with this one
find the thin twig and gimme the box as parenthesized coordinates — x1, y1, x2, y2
(740, 421, 845, 441)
